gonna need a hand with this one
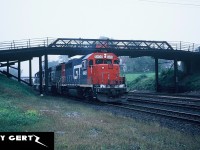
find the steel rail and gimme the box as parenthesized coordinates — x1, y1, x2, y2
(128, 92, 200, 102)
(127, 97, 200, 110)
(105, 102, 200, 124)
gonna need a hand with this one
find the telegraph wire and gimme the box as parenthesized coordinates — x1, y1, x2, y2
(138, 0, 200, 7)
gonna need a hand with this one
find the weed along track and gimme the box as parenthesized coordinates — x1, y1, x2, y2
(107, 92, 200, 124)
(0, 73, 200, 149)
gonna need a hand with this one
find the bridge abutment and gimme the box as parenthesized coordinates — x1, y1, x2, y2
(181, 60, 200, 74)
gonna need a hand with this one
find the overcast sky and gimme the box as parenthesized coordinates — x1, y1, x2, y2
(1, 0, 200, 43)
(0, 0, 200, 75)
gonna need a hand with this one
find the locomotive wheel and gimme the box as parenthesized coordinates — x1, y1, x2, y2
(84, 88, 93, 101)
(97, 94, 117, 103)
(97, 93, 127, 103)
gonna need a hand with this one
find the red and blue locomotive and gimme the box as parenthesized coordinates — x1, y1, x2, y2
(34, 52, 127, 102)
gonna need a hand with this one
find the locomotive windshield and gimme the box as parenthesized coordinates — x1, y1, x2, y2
(96, 59, 103, 64)
(95, 59, 112, 64)
(104, 60, 112, 64)
(114, 60, 120, 64)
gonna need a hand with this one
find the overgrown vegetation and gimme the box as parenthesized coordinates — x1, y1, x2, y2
(127, 71, 200, 92)
(0, 74, 40, 131)
(0, 74, 200, 149)
(126, 73, 155, 91)
(181, 73, 200, 91)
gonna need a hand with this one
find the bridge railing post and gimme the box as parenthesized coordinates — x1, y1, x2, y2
(43, 40, 46, 47)
(29, 39, 31, 48)
(193, 43, 194, 51)
(39, 56, 43, 96)
(13, 40, 15, 49)
(47, 37, 48, 47)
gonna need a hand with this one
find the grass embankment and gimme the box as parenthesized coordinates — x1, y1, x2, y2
(126, 72, 200, 92)
(125, 73, 155, 91)
(0, 74, 200, 149)
(0, 74, 40, 131)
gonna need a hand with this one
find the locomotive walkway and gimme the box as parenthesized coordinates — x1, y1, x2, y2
(0, 37, 200, 94)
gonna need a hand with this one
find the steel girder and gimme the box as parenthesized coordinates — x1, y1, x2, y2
(48, 38, 174, 51)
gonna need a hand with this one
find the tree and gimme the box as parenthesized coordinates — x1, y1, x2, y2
(59, 55, 69, 63)
(120, 56, 155, 73)
(48, 61, 59, 68)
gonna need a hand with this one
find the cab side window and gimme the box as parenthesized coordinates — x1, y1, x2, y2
(89, 60, 93, 67)
(82, 60, 87, 70)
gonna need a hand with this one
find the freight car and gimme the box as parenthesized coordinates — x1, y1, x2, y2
(34, 52, 127, 102)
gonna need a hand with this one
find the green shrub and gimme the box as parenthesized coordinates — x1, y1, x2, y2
(0, 74, 40, 131)
(127, 71, 200, 92)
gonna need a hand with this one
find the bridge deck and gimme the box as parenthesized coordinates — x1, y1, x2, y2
(0, 38, 199, 62)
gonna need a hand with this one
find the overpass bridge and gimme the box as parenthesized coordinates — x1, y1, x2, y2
(0, 38, 200, 94)
(0, 38, 199, 61)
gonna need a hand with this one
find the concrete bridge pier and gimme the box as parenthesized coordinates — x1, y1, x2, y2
(155, 58, 159, 92)
(44, 54, 48, 94)
(154, 58, 179, 93)
(38, 54, 49, 96)
(174, 59, 178, 93)
(6, 61, 9, 77)
(18, 60, 21, 82)
(29, 59, 32, 86)
(39, 56, 43, 95)
(180, 60, 200, 74)
(180, 61, 191, 75)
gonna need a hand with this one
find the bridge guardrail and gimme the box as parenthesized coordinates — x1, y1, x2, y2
(0, 37, 56, 50)
(168, 41, 200, 52)
(0, 37, 199, 52)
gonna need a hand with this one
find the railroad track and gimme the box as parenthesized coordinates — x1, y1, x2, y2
(106, 102, 200, 124)
(127, 97, 200, 111)
(54, 92, 200, 124)
(106, 92, 200, 124)
(128, 92, 200, 103)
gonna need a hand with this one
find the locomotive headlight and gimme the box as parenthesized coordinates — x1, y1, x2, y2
(102, 67, 104, 69)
